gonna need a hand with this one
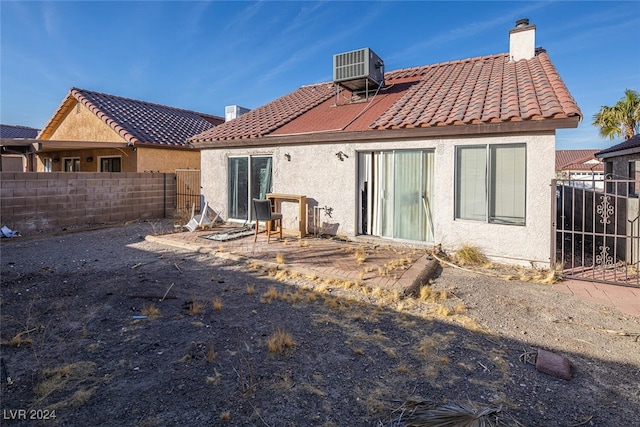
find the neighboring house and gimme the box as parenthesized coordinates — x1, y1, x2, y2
(0, 124, 39, 171)
(596, 134, 640, 196)
(555, 149, 604, 189)
(35, 88, 224, 173)
(190, 20, 582, 266)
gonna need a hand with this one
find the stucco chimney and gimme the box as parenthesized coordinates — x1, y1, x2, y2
(509, 18, 536, 61)
(225, 105, 250, 122)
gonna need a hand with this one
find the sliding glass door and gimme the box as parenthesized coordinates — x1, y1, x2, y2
(359, 150, 434, 242)
(228, 156, 272, 220)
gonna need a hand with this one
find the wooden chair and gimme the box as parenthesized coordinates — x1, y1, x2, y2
(252, 198, 282, 243)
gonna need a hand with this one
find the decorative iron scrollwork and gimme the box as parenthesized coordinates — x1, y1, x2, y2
(595, 245, 614, 267)
(596, 195, 614, 225)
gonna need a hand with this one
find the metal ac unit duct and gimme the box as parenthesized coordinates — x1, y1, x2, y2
(333, 48, 384, 91)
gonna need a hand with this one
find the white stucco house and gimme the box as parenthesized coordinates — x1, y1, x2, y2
(555, 149, 604, 189)
(190, 20, 582, 267)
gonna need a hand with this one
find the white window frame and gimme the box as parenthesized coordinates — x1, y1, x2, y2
(454, 143, 526, 226)
(43, 157, 52, 172)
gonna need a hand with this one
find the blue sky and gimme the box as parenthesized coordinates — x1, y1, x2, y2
(1, 0, 638, 149)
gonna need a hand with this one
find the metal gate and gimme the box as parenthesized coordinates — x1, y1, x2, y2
(553, 178, 640, 287)
(176, 169, 201, 213)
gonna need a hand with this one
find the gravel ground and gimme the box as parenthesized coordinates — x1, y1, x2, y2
(1, 221, 639, 426)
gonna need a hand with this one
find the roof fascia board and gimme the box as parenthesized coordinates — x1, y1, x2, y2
(134, 143, 198, 151)
(597, 146, 640, 159)
(194, 117, 579, 149)
(1, 139, 38, 147)
(33, 140, 130, 151)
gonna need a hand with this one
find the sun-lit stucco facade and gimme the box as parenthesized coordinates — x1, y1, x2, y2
(201, 131, 556, 267)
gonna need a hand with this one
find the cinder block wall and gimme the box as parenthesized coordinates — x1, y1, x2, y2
(0, 172, 176, 234)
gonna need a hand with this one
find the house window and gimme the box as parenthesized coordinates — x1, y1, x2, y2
(43, 158, 52, 172)
(228, 156, 272, 220)
(63, 157, 81, 172)
(100, 157, 121, 172)
(455, 143, 526, 226)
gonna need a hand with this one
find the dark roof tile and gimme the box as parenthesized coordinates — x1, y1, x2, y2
(596, 134, 640, 156)
(40, 88, 223, 147)
(0, 124, 39, 139)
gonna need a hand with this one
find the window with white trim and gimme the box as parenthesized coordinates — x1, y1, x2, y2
(455, 143, 526, 226)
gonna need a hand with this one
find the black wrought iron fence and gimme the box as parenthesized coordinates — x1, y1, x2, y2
(553, 178, 640, 287)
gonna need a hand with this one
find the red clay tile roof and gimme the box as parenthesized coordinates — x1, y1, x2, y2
(190, 51, 581, 144)
(192, 84, 336, 141)
(556, 149, 604, 171)
(0, 124, 39, 139)
(39, 88, 224, 147)
(596, 134, 640, 156)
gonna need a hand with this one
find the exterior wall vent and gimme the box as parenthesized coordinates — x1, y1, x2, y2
(225, 105, 250, 122)
(333, 48, 384, 91)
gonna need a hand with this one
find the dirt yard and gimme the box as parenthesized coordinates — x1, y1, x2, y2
(1, 221, 639, 426)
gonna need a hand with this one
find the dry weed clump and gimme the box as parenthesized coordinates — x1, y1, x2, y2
(275, 253, 285, 264)
(187, 300, 205, 315)
(267, 329, 296, 354)
(246, 284, 256, 295)
(383, 400, 522, 426)
(141, 303, 160, 318)
(173, 208, 192, 229)
(454, 245, 488, 266)
(418, 285, 448, 302)
(395, 363, 411, 374)
(261, 286, 280, 303)
(206, 343, 216, 362)
(274, 270, 288, 282)
(36, 361, 97, 403)
(298, 239, 310, 247)
(212, 297, 223, 310)
(207, 369, 222, 385)
(523, 267, 559, 284)
(354, 247, 368, 265)
(70, 388, 94, 406)
(9, 332, 34, 347)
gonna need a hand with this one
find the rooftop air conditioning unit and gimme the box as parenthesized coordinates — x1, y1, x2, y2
(333, 48, 384, 92)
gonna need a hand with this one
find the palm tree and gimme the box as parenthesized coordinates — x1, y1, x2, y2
(592, 89, 640, 140)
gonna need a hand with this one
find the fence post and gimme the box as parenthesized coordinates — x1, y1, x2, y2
(550, 179, 557, 270)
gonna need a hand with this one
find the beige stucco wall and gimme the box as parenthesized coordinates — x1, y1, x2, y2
(36, 148, 138, 172)
(37, 99, 199, 173)
(46, 100, 125, 142)
(200, 132, 557, 266)
(136, 147, 200, 173)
